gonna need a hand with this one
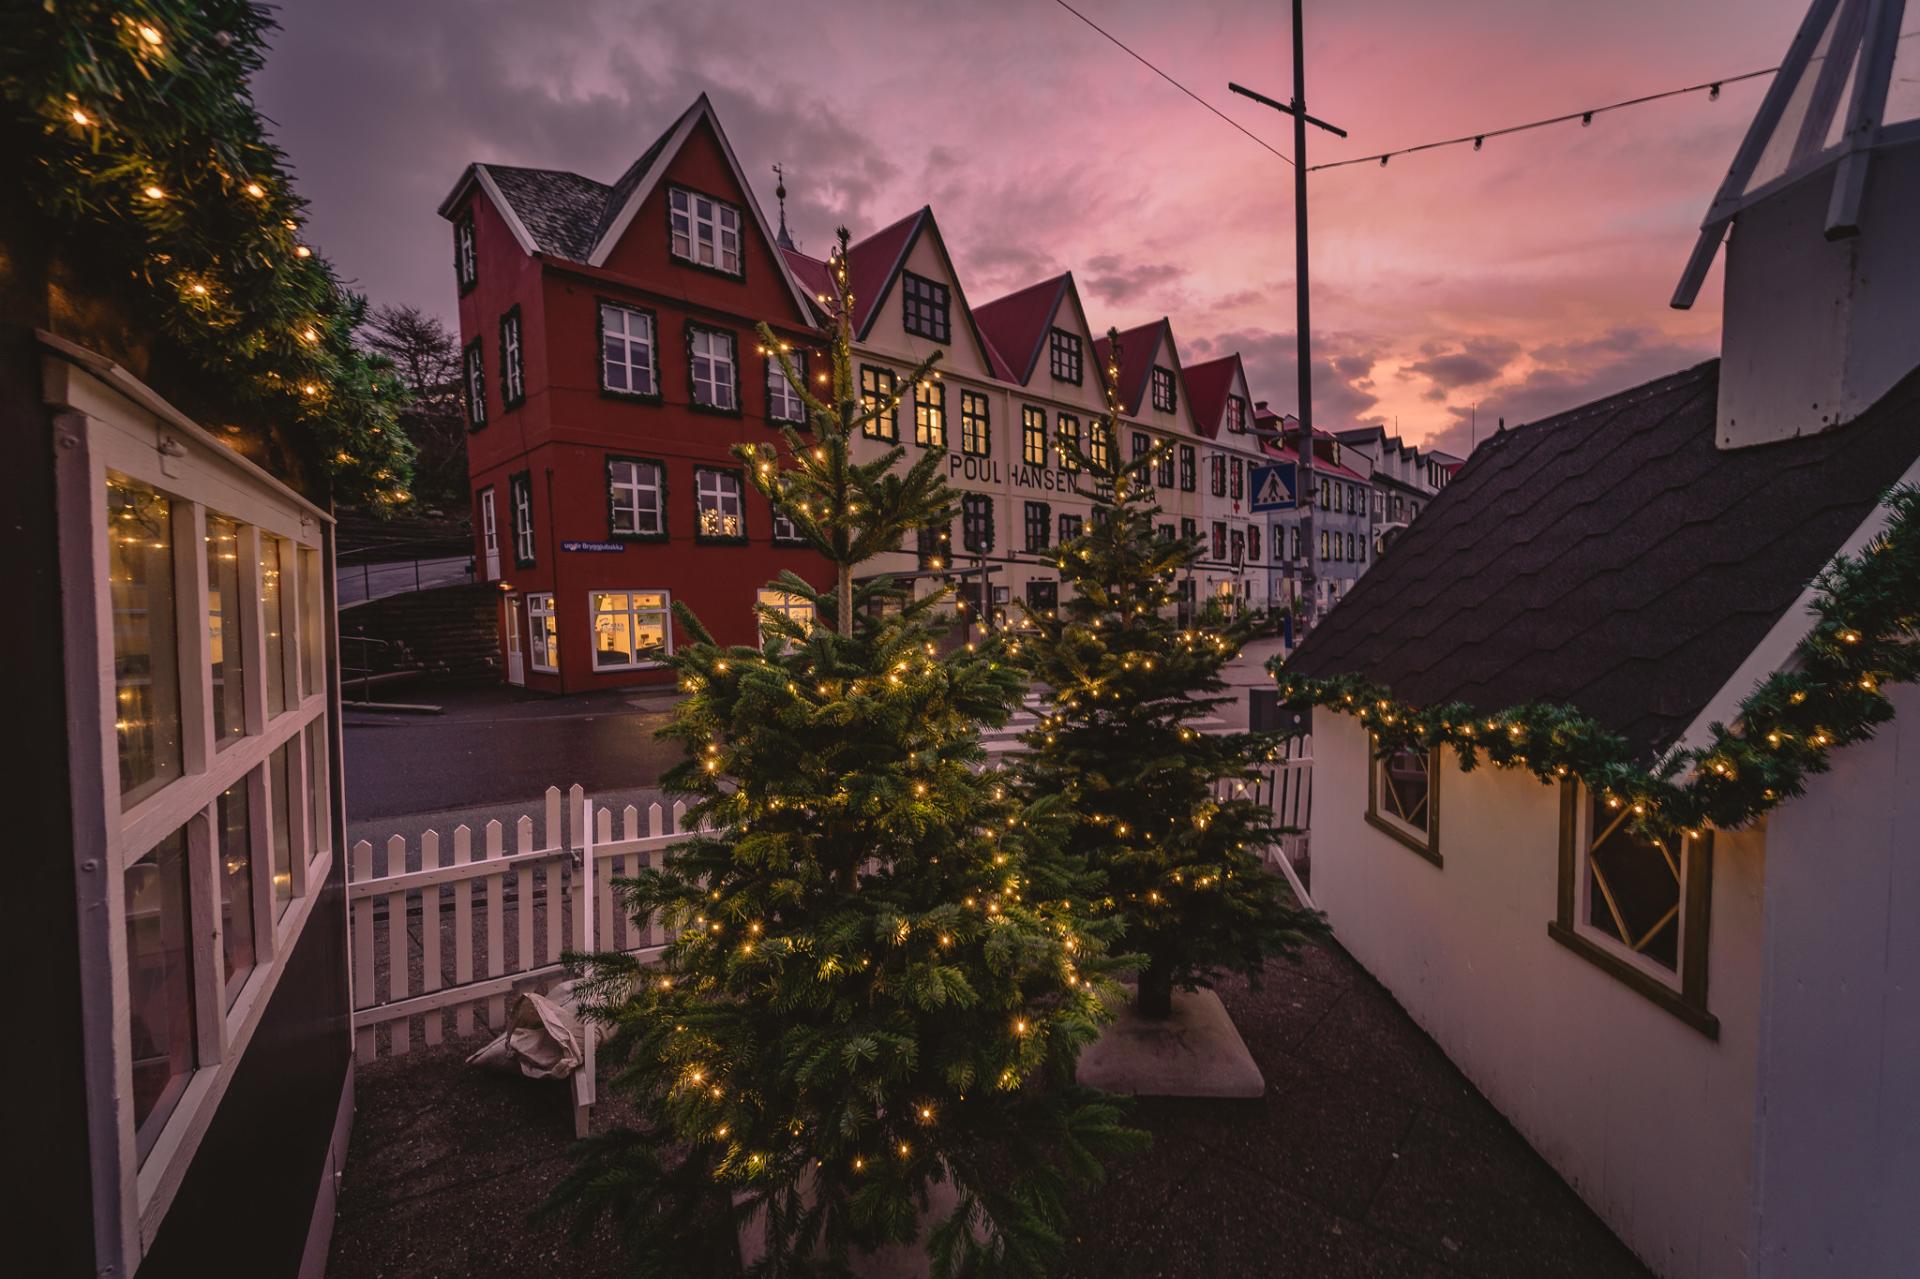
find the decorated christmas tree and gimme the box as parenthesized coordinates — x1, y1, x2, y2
(1012, 331, 1321, 1021)
(557, 232, 1142, 1277)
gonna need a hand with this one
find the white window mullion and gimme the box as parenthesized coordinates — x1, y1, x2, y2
(185, 805, 226, 1064)
(246, 763, 276, 967)
(173, 501, 213, 779)
(237, 526, 267, 738)
(287, 727, 311, 900)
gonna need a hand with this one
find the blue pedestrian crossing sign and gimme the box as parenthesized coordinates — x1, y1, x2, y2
(1250, 462, 1297, 512)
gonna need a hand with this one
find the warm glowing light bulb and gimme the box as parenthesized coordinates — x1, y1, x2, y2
(71, 108, 92, 126)
(143, 184, 166, 200)
(245, 182, 266, 198)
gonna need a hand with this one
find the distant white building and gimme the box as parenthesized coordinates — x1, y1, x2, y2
(1284, 5, 1920, 1276)
(1334, 425, 1458, 556)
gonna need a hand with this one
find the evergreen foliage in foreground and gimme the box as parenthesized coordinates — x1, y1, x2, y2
(1012, 332, 1323, 1018)
(553, 233, 1145, 1278)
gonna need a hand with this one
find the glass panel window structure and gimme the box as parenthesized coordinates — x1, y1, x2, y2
(1024, 501, 1051, 552)
(511, 473, 535, 566)
(217, 778, 256, 1006)
(1088, 419, 1111, 470)
(1230, 529, 1245, 566)
(1211, 522, 1227, 560)
(269, 743, 294, 916)
(772, 510, 803, 544)
(860, 365, 898, 441)
(917, 522, 950, 570)
(668, 186, 743, 275)
(1156, 447, 1174, 488)
(1248, 525, 1261, 562)
(1026, 579, 1058, 616)
(689, 325, 738, 410)
(1584, 796, 1683, 971)
(480, 488, 498, 564)
(109, 474, 182, 809)
(1022, 406, 1047, 465)
(1058, 413, 1080, 471)
(299, 546, 322, 699)
(695, 468, 746, 540)
(454, 213, 477, 292)
(1178, 445, 1196, 491)
(463, 339, 486, 428)
(961, 390, 991, 457)
(1226, 395, 1248, 433)
(305, 719, 329, 863)
(768, 351, 806, 423)
(901, 272, 951, 342)
(609, 458, 665, 538)
(1181, 517, 1197, 542)
(1131, 431, 1150, 472)
(1231, 458, 1244, 501)
(1151, 367, 1176, 412)
(915, 380, 947, 448)
(1049, 329, 1082, 383)
(600, 304, 658, 397)
(756, 588, 815, 647)
(262, 537, 288, 717)
(125, 825, 195, 1160)
(528, 593, 558, 671)
(499, 308, 524, 409)
(1211, 455, 1227, 498)
(590, 591, 671, 670)
(205, 513, 246, 751)
(1059, 512, 1084, 543)
(1369, 745, 1438, 862)
(962, 494, 994, 553)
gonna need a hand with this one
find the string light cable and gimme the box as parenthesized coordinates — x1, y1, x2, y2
(1310, 28, 1920, 172)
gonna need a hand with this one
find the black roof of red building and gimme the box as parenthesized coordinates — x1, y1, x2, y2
(1285, 359, 1920, 760)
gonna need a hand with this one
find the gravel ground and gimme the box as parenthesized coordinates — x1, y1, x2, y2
(327, 934, 1650, 1279)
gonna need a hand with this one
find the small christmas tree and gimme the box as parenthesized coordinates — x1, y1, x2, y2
(1013, 330, 1321, 1020)
(556, 232, 1142, 1277)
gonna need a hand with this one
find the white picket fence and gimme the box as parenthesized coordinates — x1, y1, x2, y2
(1218, 735, 1314, 907)
(346, 786, 699, 1063)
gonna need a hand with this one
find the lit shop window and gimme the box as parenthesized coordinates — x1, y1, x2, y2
(916, 381, 948, 448)
(109, 473, 182, 808)
(591, 591, 671, 671)
(861, 365, 898, 441)
(756, 588, 815, 648)
(205, 512, 247, 751)
(528, 592, 558, 672)
(961, 390, 991, 457)
(262, 535, 289, 717)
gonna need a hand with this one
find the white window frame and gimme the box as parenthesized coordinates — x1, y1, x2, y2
(600, 303, 658, 397)
(772, 509, 803, 544)
(454, 214, 477, 290)
(48, 346, 338, 1274)
(527, 592, 558, 672)
(767, 352, 806, 423)
(668, 186, 743, 275)
(608, 457, 665, 538)
(511, 474, 535, 565)
(694, 467, 745, 540)
(588, 590, 673, 671)
(463, 339, 486, 428)
(690, 326, 738, 411)
(756, 588, 815, 648)
(499, 308, 524, 407)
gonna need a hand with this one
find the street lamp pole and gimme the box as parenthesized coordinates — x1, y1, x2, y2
(1231, 0, 1344, 634)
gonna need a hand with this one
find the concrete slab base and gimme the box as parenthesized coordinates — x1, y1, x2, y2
(1076, 987, 1266, 1099)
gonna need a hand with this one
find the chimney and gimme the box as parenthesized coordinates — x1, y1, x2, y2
(1672, 0, 1920, 450)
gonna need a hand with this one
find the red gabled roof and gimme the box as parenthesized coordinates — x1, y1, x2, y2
(782, 246, 834, 314)
(1092, 318, 1175, 417)
(1181, 353, 1250, 441)
(973, 273, 1071, 385)
(844, 208, 924, 338)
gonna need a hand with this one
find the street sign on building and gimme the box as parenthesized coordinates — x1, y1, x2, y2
(1251, 462, 1297, 511)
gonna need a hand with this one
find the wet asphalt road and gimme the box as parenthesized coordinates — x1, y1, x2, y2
(344, 686, 682, 826)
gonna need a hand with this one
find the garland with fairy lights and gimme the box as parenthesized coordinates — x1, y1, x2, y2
(0, 1, 413, 509)
(1270, 486, 1920, 838)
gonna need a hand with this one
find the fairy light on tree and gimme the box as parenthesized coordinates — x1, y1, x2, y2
(1013, 328, 1323, 1021)
(555, 230, 1144, 1274)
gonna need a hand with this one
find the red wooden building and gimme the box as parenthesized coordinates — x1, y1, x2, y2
(439, 96, 829, 692)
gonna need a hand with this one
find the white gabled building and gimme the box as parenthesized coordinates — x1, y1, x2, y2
(1282, 4, 1920, 1275)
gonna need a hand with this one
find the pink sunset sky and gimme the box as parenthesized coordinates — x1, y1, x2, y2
(255, 0, 1809, 456)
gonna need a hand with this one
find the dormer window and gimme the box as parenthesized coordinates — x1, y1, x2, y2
(668, 186, 743, 277)
(454, 213, 477, 293)
(901, 272, 950, 343)
(1151, 367, 1176, 413)
(1226, 395, 1248, 434)
(1049, 329, 1082, 384)
(498, 307, 524, 410)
